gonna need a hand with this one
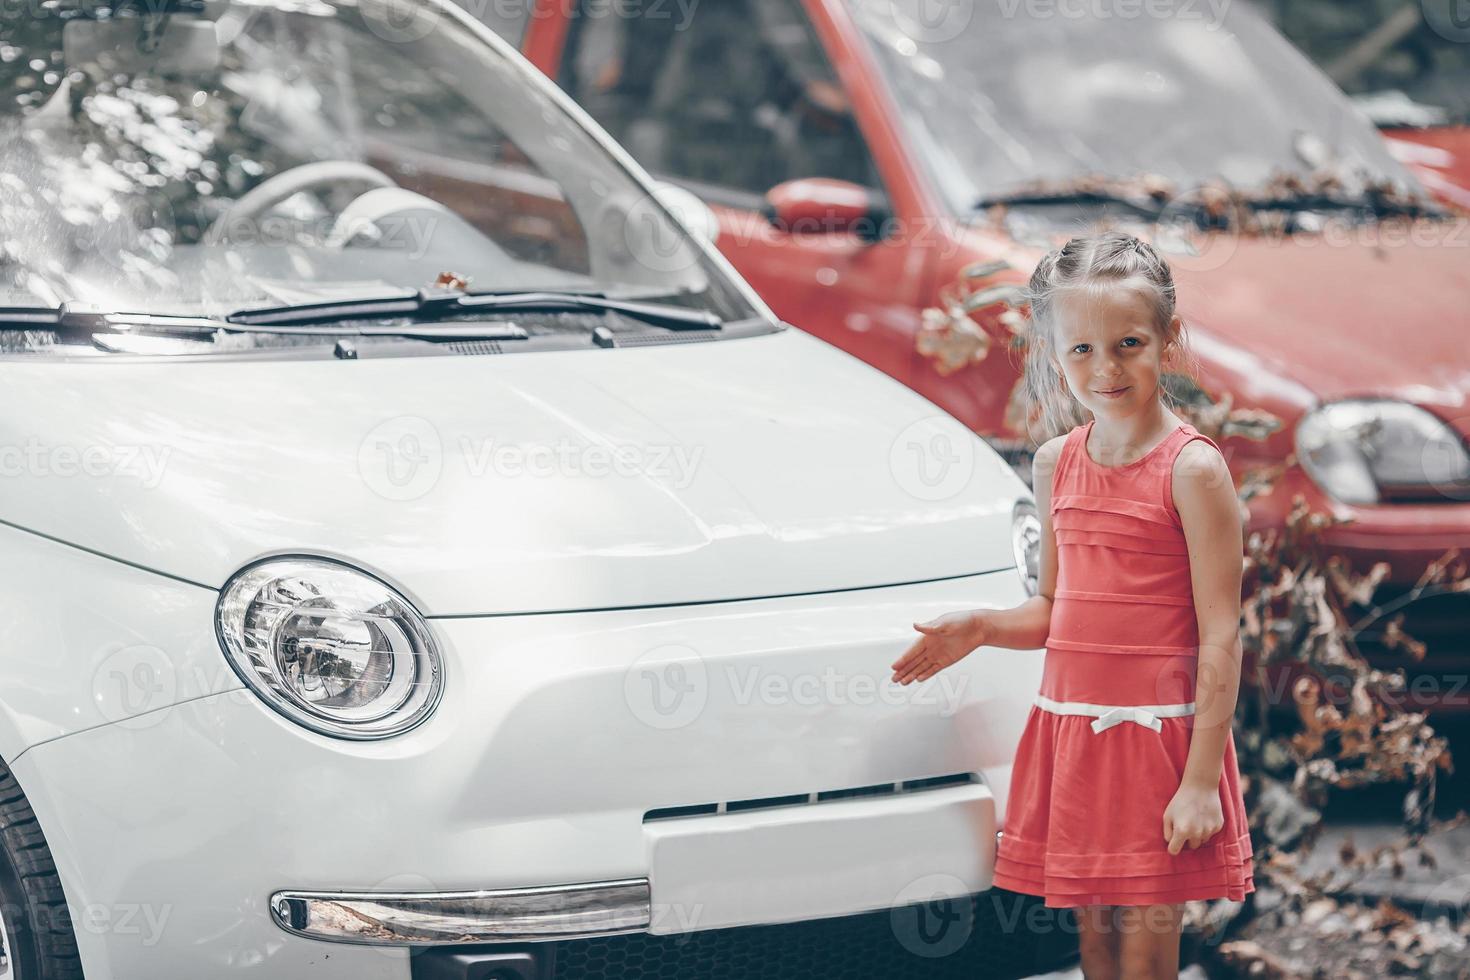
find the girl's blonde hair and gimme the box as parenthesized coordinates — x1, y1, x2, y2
(1020, 230, 1198, 444)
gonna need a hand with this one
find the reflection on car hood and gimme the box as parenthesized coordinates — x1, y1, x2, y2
(0, 328, 1029, 615)
(1171, 230, 1470, 421)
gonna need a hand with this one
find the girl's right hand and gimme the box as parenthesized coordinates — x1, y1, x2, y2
(889, 611, 989, 686)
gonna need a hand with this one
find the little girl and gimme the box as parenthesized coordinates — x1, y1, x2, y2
(890, 231, 1254, 979)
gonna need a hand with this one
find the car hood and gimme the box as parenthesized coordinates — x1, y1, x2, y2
(0, 328, 1029, 616)
(1170, 229, 1470, 425)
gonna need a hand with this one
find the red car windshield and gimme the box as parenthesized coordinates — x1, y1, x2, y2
(849, 0, 1426, 214)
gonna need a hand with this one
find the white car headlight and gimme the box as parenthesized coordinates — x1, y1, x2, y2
(1295, 400, 1470, 505)
(1012, 498, 1041, 596)
(215, 557, 444, 739)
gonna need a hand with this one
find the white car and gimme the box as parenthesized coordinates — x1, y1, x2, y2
(0, 0, 1057, 976)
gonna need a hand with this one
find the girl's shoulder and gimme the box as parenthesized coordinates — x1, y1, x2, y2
(1034, 427, 1078, 466)
(1165, 427, 1233, 528)
(1171, 424, 1226, 474)
(1030, 425, 1083, 496)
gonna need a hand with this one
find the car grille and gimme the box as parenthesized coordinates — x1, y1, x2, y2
(410, 889, 1077, 980)
(643, 772, 981, 822)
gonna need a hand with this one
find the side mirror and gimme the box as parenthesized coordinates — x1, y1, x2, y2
(761, 178, 890, 243)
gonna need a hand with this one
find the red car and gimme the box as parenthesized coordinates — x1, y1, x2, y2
(482, 0, 1470, 710)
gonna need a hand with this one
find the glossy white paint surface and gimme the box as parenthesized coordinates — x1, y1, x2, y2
(644, 781, 995, 934)
(11, 571, 1041, 978)
(0, 328, 1030, 616)
(0, 522, 232, 762)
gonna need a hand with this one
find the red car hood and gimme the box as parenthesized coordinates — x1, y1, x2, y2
(1172, 229, 1470, 427)
(1383, 125, 1470, 212)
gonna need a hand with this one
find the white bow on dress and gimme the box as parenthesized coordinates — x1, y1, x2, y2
(1033, 694, 1196, 734)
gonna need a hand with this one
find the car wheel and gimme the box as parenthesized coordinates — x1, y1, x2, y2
(0, 762, 83, 978)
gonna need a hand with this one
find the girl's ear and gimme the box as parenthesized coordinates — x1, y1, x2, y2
(1048, 353, 1067, 389)
(1163, 315, 1183, 363)
(1048, 335, 1066, 376)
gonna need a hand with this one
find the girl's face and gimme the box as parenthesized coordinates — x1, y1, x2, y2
(1048, 284, 1179, 418)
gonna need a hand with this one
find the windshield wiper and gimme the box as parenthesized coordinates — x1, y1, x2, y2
(975, 185, 1442, 229)
(973, 189, 1168, 219)
(0, 288, 724, 343)
(1234, 191, 1441, 219)
(0, 304, 530, 341)
(228, 289, 723, 332)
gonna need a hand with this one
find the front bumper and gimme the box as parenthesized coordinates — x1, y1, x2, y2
(1249, 466, 1470, 583)
(12, 570, 1040, 979)
(1243, 468, 1470, 713)
(272, 776, 993, 945)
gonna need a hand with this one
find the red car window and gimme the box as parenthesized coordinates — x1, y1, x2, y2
(556, 0, 882, 201)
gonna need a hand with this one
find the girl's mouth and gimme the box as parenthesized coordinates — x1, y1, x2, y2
(1096, 386, 1130, 399)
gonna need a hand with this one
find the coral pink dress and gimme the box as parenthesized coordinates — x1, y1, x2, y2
(991, 418, 1255, 908)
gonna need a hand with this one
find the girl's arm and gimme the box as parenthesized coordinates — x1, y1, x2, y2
(1172, 440, 1246, 792)
(890, 434, 1063, 684)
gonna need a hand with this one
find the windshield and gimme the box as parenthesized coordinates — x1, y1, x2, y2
(847, 0, 1427, 215)
(0, 0, 760, 324)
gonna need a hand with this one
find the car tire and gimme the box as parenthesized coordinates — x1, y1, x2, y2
(0, 761, 84, 978)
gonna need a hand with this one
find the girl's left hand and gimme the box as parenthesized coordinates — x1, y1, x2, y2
(1162, 784, 1224, 855)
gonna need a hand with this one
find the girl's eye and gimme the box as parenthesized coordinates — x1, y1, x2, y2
(1071, 345, 1088, 354)
(1121, 337, 1140, 347)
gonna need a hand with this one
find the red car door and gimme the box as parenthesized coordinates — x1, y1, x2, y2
(521, 0, 931, 388)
